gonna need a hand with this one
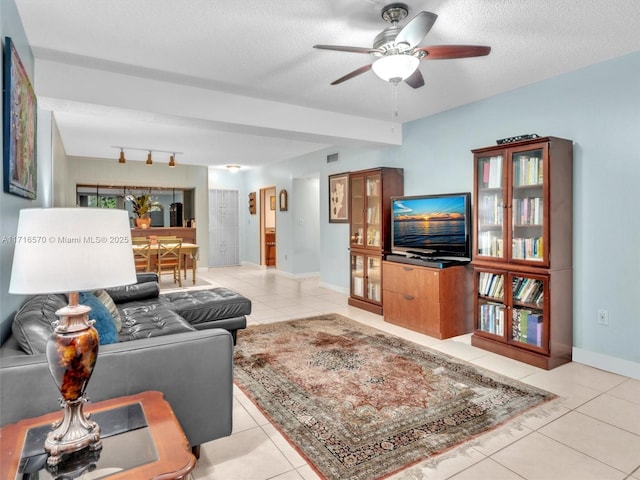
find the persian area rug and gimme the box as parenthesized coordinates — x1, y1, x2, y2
(234, 314, 555, 480)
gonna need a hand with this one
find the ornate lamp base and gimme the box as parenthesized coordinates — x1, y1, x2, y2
(44, 396, 102, 466)
(44, 292, 102, 466)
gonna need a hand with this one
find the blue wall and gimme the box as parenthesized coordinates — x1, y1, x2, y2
(244, 52, 640, 375)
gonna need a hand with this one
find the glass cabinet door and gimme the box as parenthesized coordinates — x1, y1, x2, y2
(475, 154, 505, 259)
(365, 173, 381, 248)
(510, 147, 546, 263)
(366, 256, 381, 303)
(476, 270, 505, 337)
(350, 254, 365, 298)
(350, 254, 382, 303)
(509, 273, 547, 351)
(350, 176, 364, 247)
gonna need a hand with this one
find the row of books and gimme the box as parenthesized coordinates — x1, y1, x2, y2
(479, 155, 504, 189)
(478, 231, 504, 257)
(478, 272, 504, 299)
(512, 236, 543, 260)
(513, 277, 544, 305)
(367, 282, 381, 302)
(367, 205, 380, 225)
(366, 178, 381, 196)
(479, 193, 504, 225)
(479, 303, 504, 336)
(512, 308, 543, 347)
(479, 304, 544, 347)
(513, 197, 543, 226)
(513, 155, 543, 187)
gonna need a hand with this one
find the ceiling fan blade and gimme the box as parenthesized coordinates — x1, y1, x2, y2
(330, 64, 373, 85)
(314, 44, 378, 54)
(418, 45, 491, 59)
(404, 69, 425, 89)
(395, 11, 438, 49)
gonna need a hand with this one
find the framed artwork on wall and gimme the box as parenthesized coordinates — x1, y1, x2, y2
(329, 172, 349, 223)
(279, 189, 288, 211)
(270, 195, 275, 210)
(3, 37, 37, 199)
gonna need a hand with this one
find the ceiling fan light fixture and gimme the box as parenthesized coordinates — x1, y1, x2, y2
(169, 154, 176, 168)
(118, 148, 126, 164)
(146, 151, 153, 166)
(371, 54, 419, 82)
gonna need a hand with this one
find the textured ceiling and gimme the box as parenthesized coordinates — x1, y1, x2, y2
(14, 0, 640, 168)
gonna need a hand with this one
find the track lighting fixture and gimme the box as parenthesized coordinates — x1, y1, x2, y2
(113, 146, 183, 167)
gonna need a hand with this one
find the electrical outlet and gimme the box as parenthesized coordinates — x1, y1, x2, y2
(597, 309, 609, 326)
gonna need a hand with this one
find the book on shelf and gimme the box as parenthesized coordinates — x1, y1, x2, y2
(512, 277, 544, 304)
(481, 193, 503, 225)
(479, 302, 504, 336)
(512, 237, 543, 260)
(488, 156, 503, 188)
(479, 231, 504, 257)
(478, 272, 504, 299)
(513, 155, 543, 186)
(366, 178, 380, 196)
(512, 308, 542, 347)
(353, 277, 364, 297)
(513, 197, 543, 225)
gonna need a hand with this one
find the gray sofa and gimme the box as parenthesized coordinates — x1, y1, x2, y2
(0, 274, 252, 452)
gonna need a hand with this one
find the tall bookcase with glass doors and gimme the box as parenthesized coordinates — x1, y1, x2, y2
(348, 167, 403, 315)
(471, 136, 573, 369)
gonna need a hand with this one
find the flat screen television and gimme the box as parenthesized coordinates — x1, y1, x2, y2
(391, 192, 472, 260)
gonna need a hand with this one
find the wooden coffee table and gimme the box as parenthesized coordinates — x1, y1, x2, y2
(0, 390, 196, 480)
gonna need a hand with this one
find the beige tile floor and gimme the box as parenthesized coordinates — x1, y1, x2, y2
(189, 265, 640, 480)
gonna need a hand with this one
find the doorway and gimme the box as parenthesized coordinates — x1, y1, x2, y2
(260, 186, 276, 267)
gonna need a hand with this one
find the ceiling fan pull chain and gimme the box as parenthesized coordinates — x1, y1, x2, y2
(391, 80, 400, 132)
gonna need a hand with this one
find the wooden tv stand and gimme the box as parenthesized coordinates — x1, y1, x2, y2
(382, 260, 472, 339)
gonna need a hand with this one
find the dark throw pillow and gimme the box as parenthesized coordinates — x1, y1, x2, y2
(79, 291, 119, 345)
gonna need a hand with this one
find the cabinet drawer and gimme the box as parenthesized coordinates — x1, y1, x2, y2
(383, 291, 441, 337)
(383, 262, 440, 297)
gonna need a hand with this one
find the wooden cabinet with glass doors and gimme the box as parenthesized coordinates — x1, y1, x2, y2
(348, 167, 403, 314)
(471, 137, 573, 369)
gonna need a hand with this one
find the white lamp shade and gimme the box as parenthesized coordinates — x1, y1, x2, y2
(9, 208, 137, 294)
(371, 54, 420, 82)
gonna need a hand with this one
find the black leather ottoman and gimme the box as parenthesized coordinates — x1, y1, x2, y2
(163, 288, 251, 344)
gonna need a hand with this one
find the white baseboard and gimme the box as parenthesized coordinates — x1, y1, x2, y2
(572, 347, 640, 380)
(319, 281, 349, 295)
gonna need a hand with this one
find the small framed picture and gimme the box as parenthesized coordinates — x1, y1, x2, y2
(329, 173, 349, 223)
(279, 189, 288, 212)
(270, 195, 275, 210)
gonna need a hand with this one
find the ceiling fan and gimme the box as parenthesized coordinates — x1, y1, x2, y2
(314, 2, 491, 88)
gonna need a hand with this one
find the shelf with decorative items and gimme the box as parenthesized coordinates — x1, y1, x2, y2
(471, 136, 573, 369)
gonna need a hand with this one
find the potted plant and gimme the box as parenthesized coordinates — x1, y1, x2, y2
(128, 192, 161, 228)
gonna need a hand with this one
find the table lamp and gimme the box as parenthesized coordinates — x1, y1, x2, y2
(9, 208, 137, 465)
